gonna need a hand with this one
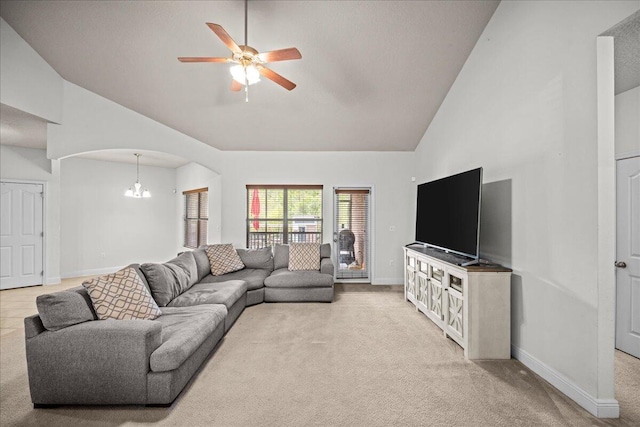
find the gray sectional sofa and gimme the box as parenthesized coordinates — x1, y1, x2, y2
(24, 244, 333, 407)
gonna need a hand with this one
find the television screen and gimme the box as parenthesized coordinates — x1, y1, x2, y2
(415, 167, 482, 259)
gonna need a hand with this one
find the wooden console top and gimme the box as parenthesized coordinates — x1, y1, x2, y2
(404, 244, 512, 273)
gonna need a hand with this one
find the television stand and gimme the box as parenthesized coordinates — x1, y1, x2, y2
(403, 245, 512, 360)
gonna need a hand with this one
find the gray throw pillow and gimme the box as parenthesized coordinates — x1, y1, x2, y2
(36, 290, 96, 331)
(140, 261, 191, 307)
(237, 247, 274, 271)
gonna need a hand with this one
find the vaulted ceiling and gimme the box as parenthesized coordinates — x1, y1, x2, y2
(0, 0, 499, 151)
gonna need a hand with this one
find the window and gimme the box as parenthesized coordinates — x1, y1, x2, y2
(246, 185, 323, 249)
(184, 188, 208, 248)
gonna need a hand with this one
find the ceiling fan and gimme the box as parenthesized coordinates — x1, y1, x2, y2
(178, 0, 301, 101)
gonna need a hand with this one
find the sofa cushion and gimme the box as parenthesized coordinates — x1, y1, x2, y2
(171, 252, 199, 286)
(236, 247, 273, 271)
(82, 267, 162, 320)
(192, 248, 211, 282)
(140, 254, 194, 307)
(167, 280, 248, 310)
(36, 289, 96, 331)
(320, 243, 331, 259)
(274, 243, 331, 270)
(150, 305, 227, 372)
(273, 244, 289, 270)
(288, 243, 321, 271)
(205, 244, 245, 276)
(264, 268, 334, 288)
(199, 268, 270, 291)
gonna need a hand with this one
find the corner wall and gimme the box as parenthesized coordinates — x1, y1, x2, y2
(412, 0, 639, 416)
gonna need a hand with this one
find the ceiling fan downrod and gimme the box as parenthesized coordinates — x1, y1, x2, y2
(244, 0, 249, 102)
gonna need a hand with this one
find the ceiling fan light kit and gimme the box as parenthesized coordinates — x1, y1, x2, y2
(230, 64, 260, 85)
(178, 0, 301, 101)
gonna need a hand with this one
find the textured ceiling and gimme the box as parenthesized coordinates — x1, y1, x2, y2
(0, 0, 499, 152)
(602, 10, 640, 95)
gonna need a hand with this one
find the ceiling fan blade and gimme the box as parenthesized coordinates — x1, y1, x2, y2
(257, 47, 302, 63)
(178, 57, 230, 63)
(231, 80, 242, 91)
(258, 66, 296, 91)
(206, 23, 241, 53)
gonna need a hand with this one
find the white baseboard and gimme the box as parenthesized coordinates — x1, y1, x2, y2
(511, 344, 619, 418)
(61, 266, 121, 279)
(44, 276, 61, 285)
(371, 277, 404, 285)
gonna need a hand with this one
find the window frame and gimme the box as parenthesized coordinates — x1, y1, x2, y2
(183, 187, 208, 249)
(246, 185, 323, 249)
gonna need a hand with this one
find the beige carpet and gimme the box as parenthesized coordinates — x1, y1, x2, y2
(1, 285, 638, 427)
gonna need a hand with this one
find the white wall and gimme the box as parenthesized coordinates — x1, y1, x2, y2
(175, 162, 222, 250)
(48, 81, 225, 174)
(615, 86, 640, 158)
(0, 146, 61, 284)
(218, 151, 414, 284)
(59, 157, 178, 277)
(412, 0, 639, 415)
(0, 18, 63, 123)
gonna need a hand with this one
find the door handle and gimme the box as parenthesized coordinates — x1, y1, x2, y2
(615, 261, 627, 269)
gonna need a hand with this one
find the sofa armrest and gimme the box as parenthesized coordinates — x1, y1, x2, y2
(24, 314, 46, 339)
(320, 257, 334, 276)
(26, 320, 162, 405)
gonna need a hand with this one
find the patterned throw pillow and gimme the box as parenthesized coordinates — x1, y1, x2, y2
(205, 244, 246, 276)
(82, 267, 162, 320)
(288, 243, 321, 271)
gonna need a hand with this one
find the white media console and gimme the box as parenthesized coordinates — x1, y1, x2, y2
(403, 245, 512, 360)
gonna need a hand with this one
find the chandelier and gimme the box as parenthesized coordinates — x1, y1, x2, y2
(125, 153, 151, 198)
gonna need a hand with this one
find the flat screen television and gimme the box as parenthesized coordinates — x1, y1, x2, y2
(415, 167, 483, 261)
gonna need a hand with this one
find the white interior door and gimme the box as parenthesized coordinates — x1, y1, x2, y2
(615, 156, 640, 358)
(0, 182, 44, 290)
(334, 188, 371, 282)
